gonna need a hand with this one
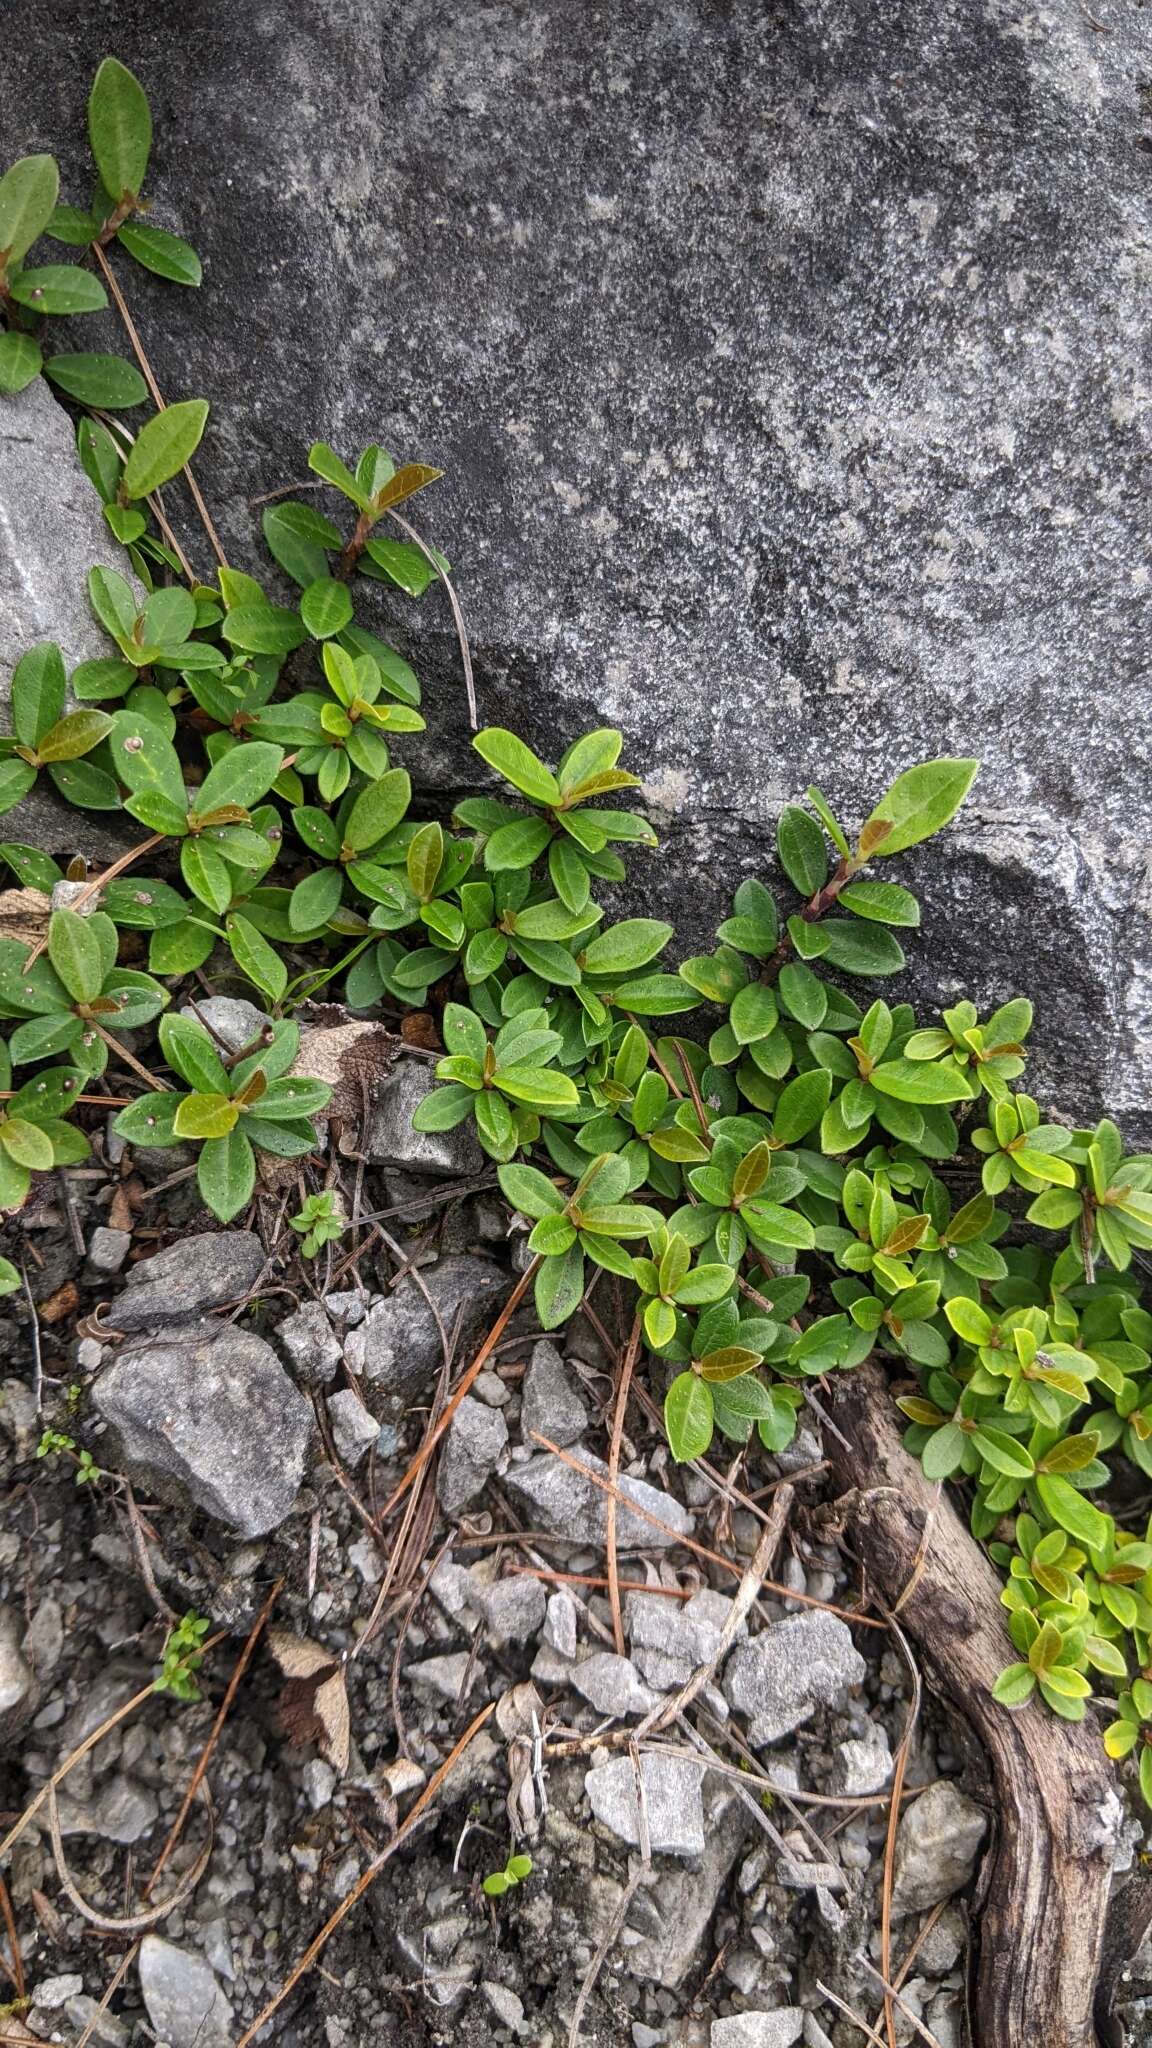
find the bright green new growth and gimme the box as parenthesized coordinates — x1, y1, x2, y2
(3, 55, 1152, 1826)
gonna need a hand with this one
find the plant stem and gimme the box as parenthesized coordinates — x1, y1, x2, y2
(91, 243, 228, 571)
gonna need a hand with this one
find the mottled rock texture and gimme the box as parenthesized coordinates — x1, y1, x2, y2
(4, 0, 1150, 1124)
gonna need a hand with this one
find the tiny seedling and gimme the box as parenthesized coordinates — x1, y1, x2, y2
(482, 1851, 533, 1898)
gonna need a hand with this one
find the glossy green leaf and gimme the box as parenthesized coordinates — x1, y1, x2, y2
(863, 758, 979, 858)
(117, 221, 202, 285)
(0, 330, 42, 393)
(122, 399, 209, 500)
(44, 352, 148, 407)
(0, 154, 60, 267)
(88, 56, 152, 200)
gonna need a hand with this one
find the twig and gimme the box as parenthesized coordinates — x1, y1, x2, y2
(880, 1609, 923, 2048)
(0, 1874, 23, 2000)
(605, 1314, 642, 1656)
(235, 1700, 496, 2045)
(387, 509, 477, 731)
(91, 243, 227, 570)
(92, 1021, 172, 1092)
(19, 1262, 42, 1414)
(815, 1980, 888, 2046)
(856, 1954, 948, 2048)
(375, 1259, 540, 1524)
(635, 1486, 792, 1739)
(508, 1565, 692, 1600)
(143, 1579, 282, 1898)
(567, 1739, 652, 2046)
(74, 1944, 139, 2048)
(48, 1780, 213, 1933)
(124, 1487, 179, 1626)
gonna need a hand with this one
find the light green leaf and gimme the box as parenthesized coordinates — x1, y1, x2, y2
(0, 154, 60, 267)
(9, 265, 106, 314)
(863, 759, 979, 858)
(11, 643, 65, 750)
(300, 576, 354, 640)
(772, 1068, 832, 1144)
(345, 769, 411, 852)
(473, 727, 560, 806)
(173, 1092, 239, 1139)
(193, 742, 284, 816)
(580, 919, 671, 975)
(116, 221, 202, 285)
(776, 804, 828, 896)
(44, 352, 148, 407)
(664, 1372, 714, 1462)
(196, 1127, 256, 1223)
(0, 331, 42, 393)
(226, 913, 287, 1003)
(1035, 1474, 1111, 1553)
(122, 399, 209, 500)
(88, 56, 152, 201)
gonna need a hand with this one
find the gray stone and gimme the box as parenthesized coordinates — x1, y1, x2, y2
(346, 1257, 511, 1390)
(570, 1652, 659, 1718)
(627, 1784, 752, 1987)
(711, 2016, 805, 2048)
(179, 994, 272, 1054)
(325, 1387, 379, 1467)
(30, 1974, 82, 2010)
(113, 1230, 266, 1331)
(85, 1225, 132, 1279)
(6, 4, 1151, 1128)
(504, 1446, 693, 1552)
(585, 1752, 705, 1858)
(520, 1339, 589, 1449)
(437, 1394, 509, 1515)
(56, 1773, 158, 1845)
(362, 1059, 483, 1174)
(276, 1300, 343, 1387)
(482, 1982, 525, 2030)
(626, 1588, 732, 1691)
(93, 1320, 312, 1536)
(138, 1936, 235, 2048)
(915, 1902, 966, 1977)
(890, 1780, 988, 1915)
(477, 1573, 546, 1643)
(0, 1602, 35, 1740)
(834, 1724, 894, 1798)
(723, 1612, 866, 1746)
(64, 1992, 129, 2047)
(409, 1653, 476, 1704)
(544, 1589, 578, 1659)
(0, 377, 136, 863)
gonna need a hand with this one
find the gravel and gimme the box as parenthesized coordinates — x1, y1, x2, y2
(326, 1387, 380, 1467)
(477, 1573, 547, 1643)
(437, 1395, 510, 1515)
(178, 994, 271, 1053)
(585, 1752, 706, 1857)
(138, 1936, 235, 2048)
(85, 1226, 131, 1278)
(93, 1320, 312, 1536)
(275, 1299, 343, 1386)
(890, 1780, 989, 1914)
(504, 1446, 693, 1551)
(723, 1611, 866, 1745)
(711, 2014, 805, 2047)
(345, 1256, 511, 1389)
(570, 1651, 660, 1717)
(519, 1337, 589, 1448)
(362, 1058, 484, 1173)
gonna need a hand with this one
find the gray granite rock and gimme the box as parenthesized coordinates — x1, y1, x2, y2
(325, 1387, 379, 1467)
(85, 1226, 131, 1279)
(275, 1299, 342, 1387)
(437, 1394, 509, 1515)
(623, 1782, 752, 1986)
(138, 1937, 234, 2048)
(504, 1445, 693, 1552)
(93, 1320, 311, 1536)
(348, 1256, 511, 1390)
(362, 1058, 483, 1174)
(585, 1752, 705, 1857)
(477, 1573, 546, 1644)
(112, 1230, 266, 1331)
(0, 1602, 36, 1743)
(178, 994, 271, 1054)
(569, 1651, 659, 1718)
(0, 377, 136, 862)
(712, 2015, 805, 2048)
(5, 2, 1151, 1128)
(723, 1611, 866, 1746)
(890, 1780, 989, 1915)
(519, 1338, 589, 1450)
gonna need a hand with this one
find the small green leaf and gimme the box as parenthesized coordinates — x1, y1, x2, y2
(196, 1127, 256, 1223)
(664, 1372, 714, 1462)
(158, 1015, 229, 1094)
(44, 352, 148, 407)
(921, 1420, 966, 1479)
(863, 759, 979, 858)
(36, 708, 114, 763)
(362, 536, 437, 596)
(116, 221, 202, 285)
(345, 770, 411, 853)
(0, 331, 42, 393)
(777, 805, 828, 895)
(838, 880, 921, 927)
(9, 265, 107, 314)
(534, 1242, 585, 1329)
(222, 603, 309, 656)
(308, 441, 371, 510)
(300, 576, 354, 639)
(11, 643, 65, 749)
(0, 154, 60, 267)
(819, 921, 906, 976)
(1035, 1474, 1111, 1553)
(991, 1663, 1036, 1708)
(173, 1092, 239, 1140)
(772, 1068, 832, 1144)
(122, 399, 209, 500)
(47, 908, 106, 1002)
(88, 56, 152, 201)
(226, 913, 287, 1004)
(193, 742, 283, 816)
(580, 919, 671, 975)
(473, 728, 560, 806)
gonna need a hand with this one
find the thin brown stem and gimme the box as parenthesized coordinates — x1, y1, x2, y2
(91, 1021, 171, 1092)
(606, 1314, 642, 1656)
(91, 243, 227, 570)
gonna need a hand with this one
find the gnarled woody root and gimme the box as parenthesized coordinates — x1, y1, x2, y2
(825, 1363, 1122, 2048)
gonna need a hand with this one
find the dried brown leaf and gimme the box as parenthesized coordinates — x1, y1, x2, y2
(0, 888, 50, 950)
(268, 1631, 351, 1773)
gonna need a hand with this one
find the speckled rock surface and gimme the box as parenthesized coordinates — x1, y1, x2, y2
(4, 0, 1150, 1125)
